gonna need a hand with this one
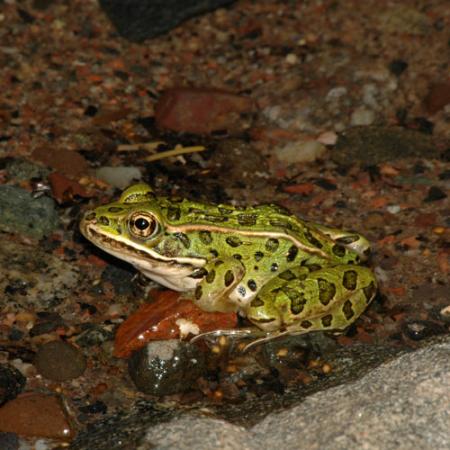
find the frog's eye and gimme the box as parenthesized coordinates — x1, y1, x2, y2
(129, 212, 158, 238)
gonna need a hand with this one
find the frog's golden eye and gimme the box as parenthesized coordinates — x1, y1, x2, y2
(129, 212, 158, 238)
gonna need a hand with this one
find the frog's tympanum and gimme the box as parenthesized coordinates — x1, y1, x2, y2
(80, 184, 377, 346)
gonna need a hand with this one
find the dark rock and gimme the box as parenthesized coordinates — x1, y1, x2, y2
(4, 158, 49, 181)
(29, 312, 65, 337)
(314, 178, 337, 191)
(388, 59, 408, 76)
(261, 334, 338, 371)
(0, 432, 19, 450)
(401, 320, 446, 341)
(424, 186, 447, 202)
(0, 365, 26, 406)
(99, 0, 236, 42)
(75, 324, 114, 348)
(34, 340, 86, 381)
(78, 400, 107, 415)
(128, 340, 205, 395)
(0, 185, 60, 239)
(333, 126, 439, 166)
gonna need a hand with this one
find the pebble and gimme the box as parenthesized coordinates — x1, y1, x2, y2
(0, 365, 26, 406)
(128, 340, 205, 395)
(75, 324, 114, 348)
(154, 87, 254, 135)
(34, 341, 86, 382)
(0, 186, 60, 239)
(95, 166, 142, 190)
(424, 81, 450, 114)
(285, 53, 298, 65)
(275, 140, 327, 164)
(316, 131, 338, 146)
(388, 59, 408, 76)
(350, 107, 375, 126)
(0, 393, 73, 439)
(29, 312, 65, 337)
(4, 158, 49, 181)
(0, 432, 19, 450)
(401, 320, 446, 341)
(424, 186, 447, 202)
(333, 126, 438, 165)
(439, 305, 450, 323)
(386, 204, 401, 214)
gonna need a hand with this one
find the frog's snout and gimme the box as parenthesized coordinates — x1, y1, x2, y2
(82, 211, 111, 227)
(82, 211, 97, 223)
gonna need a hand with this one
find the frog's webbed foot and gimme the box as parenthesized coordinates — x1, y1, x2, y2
(190, 327, 267, 350)
(191, 328, 306, 352)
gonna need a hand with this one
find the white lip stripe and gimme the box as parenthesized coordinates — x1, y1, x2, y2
(85, 224, 206, 266)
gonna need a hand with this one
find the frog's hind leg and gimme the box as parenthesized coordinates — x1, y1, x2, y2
(246, 264, 377, 340)
(312, 223, 372, 261)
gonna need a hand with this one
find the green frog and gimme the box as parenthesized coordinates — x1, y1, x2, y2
(80, 183, 377, 347)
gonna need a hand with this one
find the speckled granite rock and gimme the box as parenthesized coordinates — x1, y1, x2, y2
(0, 185, 59, 239)
(0, 240, 79, 310)
(140, 337, 450, 450)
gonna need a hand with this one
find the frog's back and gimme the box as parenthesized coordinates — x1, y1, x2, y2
(156, 197, 359, 263)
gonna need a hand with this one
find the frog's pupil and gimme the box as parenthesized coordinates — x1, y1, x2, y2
(135, 218, 149, 230)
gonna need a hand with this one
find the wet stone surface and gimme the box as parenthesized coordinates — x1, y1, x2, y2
(128, 340, 206, 395)
(0, 393, 73, 439)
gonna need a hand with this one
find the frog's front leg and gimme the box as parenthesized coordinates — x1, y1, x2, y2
(191, 258, 245, 313)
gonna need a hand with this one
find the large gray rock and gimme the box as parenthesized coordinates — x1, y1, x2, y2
(141, 338, 450, 450)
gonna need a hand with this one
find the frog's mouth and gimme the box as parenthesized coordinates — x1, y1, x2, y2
(81, 221, 205, 291)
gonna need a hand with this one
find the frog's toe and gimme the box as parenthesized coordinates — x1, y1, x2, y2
(190, 327, 263, 346)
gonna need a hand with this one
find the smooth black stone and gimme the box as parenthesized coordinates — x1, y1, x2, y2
(0, 365, 26, 406)
(99, 0, 236, 42)
(424, 186, 447, 202)
(388, 59, 408, 76)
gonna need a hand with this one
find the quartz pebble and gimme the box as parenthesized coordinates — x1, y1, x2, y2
(275, 140, 327, 164)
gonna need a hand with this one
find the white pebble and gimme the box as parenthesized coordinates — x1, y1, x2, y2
(386, 204, 401, 214)
(96, 166, 142, 189)
(275, 140, 327, 163)
(285, 53, 299, 64)
(326, 86, 348, 100)
(316, 131, 338, 146)
(350, 107, 375, 126)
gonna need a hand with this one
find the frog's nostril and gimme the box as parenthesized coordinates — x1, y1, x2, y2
(98, 216, 110, 226)
(84, 211, 96, 222)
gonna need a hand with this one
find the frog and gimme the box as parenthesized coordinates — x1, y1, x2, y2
(80, 183, 377, 348)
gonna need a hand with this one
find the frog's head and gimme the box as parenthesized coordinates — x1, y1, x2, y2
(80, 183, 167, 266)
(80, 183, 205, 288)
